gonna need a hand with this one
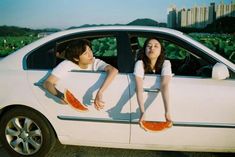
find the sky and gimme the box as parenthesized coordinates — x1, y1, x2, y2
(0, 0, 232, 29)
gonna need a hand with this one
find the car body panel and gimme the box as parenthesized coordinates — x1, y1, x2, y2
(129, 74, 235, 150)
(0, 70, 43, 112)
(27, 70, 131, 144)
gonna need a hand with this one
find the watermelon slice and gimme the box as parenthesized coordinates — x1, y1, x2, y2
(64, 89, 88, 112)
(140, 121, 172, 132)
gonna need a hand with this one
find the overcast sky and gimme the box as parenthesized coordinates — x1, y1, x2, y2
(0, 0, 232, 29)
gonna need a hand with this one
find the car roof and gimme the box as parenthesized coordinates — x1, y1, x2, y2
(51, 25, 184, 36)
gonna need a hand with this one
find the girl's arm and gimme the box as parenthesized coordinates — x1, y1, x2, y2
(160, 75, 172, 121)
(135, 76, 145, 122)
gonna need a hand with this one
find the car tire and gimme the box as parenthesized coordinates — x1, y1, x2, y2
(0, 106, 56, 157)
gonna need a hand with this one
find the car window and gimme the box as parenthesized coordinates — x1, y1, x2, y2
(187, 33, 235, 64)
(26, 36, 118, 70)
(133, 36, 214, 77)
(91, 37, 117, 57)
(91, 37, 118, 68)
(163, 40, 213, 77)
(26, 42, 56, 70)
(56, 36, 118, 68)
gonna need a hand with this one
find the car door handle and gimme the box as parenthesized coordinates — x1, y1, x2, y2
(144, 88, 160, 93)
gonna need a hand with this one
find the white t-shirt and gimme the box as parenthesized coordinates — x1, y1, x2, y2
(52, 58, 108, 79)
(134, 60, 172, 78)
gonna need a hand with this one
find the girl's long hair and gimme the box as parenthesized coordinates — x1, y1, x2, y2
(140, 37, 165, 74)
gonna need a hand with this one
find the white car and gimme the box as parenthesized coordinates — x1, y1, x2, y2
(0, 26, 234, 157)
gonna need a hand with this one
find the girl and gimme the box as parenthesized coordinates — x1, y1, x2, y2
(134, 37, 172, 124)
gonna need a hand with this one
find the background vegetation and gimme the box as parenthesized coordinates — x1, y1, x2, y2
(0, 17, 234, 63)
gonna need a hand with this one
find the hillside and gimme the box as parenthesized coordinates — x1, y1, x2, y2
(67, 18, 162, 29)
(1, 16, 234, 35)
(205, 16, 235, 33)
(178, 16, 235, 33)
(0, 26, 61, 36)
(0, 26, 38, 36)
(0, 18, 162, 34)
(127, 18, 159, 26)
(67, 23, 124, 29)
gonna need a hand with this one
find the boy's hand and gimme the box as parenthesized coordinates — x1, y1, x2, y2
(94, 91, 105, 110)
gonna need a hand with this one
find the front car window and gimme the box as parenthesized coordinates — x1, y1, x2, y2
(163, 40, 213, 77)
(187, 33, 235, 64)
(132, 36, 217, 78)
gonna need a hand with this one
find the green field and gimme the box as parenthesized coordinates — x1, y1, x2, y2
(0, 33, 234, 63)
(189, 33, 235, 63)
(0, 36, 39, 57)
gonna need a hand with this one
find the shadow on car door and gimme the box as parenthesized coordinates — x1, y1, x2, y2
(27, 71, 131, 145)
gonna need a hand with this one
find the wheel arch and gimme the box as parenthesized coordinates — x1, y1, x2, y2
(0, 104, 58, 139)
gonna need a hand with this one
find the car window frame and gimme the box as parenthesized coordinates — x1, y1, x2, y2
(24, 40, 57, 70)
(126, 31, 219, 76)
(24, 31, 132, 73)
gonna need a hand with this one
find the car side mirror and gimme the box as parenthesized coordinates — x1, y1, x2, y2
(212, 62, 230, 80)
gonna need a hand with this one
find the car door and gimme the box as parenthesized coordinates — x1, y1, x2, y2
(128, 33, 235, 151)
(26, 33, 131, 145)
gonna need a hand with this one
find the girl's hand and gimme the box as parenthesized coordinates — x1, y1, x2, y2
(139, 112, 145, 124)
(165, 112, 172, 122)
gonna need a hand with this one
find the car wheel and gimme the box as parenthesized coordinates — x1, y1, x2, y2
(0, 107, 56, 157)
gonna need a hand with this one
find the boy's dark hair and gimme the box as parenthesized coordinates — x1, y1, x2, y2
(65, 39, 91, 63)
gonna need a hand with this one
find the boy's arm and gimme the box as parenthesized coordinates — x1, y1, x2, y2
(43, 74, 66, 103)
(94, 65, 118, 110)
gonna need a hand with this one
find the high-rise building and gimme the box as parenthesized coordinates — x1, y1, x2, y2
(232, 1, 235, 16)
(216, 0, 235, 18)
(168, 1, 235, 28)
(209, 3, 216, 24)
(167, 5, 177, 28)
(187, 9, 192, 27)
(199, 6, 209, 28)
(180, 8, 187, 27)
(216, 0, 226, 18)
(191, 6, 198, 27)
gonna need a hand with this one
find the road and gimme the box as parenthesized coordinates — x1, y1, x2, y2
(0, 141, 234, 157)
